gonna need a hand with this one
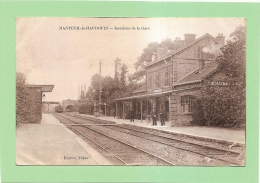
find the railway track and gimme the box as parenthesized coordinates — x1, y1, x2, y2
(65, 113, 244, 152)
(104, 125, 242, 165)
(54, 113, 174, 165)
(53, 113, 244, 166)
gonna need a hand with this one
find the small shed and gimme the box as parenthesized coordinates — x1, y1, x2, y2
(25, 85, 54, 123)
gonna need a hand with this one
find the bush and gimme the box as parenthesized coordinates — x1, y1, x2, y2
(79, 104, 94, 114)
(190, 99, 206, 126)
(16, 72, 28, 125)
(191, 26, 245, 128)
(55, 105, 63, 113)
(191, 86, 245, 128)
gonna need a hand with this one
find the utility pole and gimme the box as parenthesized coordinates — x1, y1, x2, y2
(78, 86, 80, 100)
(99, 60, 102, 116)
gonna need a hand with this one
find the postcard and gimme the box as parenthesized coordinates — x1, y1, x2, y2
(1, 2, 259, 183)
(16, 17, 246, 166)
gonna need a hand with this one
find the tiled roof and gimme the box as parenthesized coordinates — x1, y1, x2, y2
(145, 33, 218, 67)
(174, 62, 219, 86)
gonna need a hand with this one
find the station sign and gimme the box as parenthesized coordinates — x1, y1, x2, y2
(205, 80, 236, 87)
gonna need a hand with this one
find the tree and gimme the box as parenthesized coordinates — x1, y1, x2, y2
(129, 69, 145, 84)
(16, 72, 28, 125)
(160, 37, 175, 50)
(191, 26, 246, 128)
(218, 26, 245, 81)
(120, 63, 128, 88)
(216, 25, 246, 127)
(114, 57, 121, 81)
(83, 58, 143, 116)
(133, 38, 176, 83)
(134, 42, 159, 71)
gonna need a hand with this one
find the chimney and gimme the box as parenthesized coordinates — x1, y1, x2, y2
(152, 52, 157, 62)
(174, 37, 185, 49)
(156, 47, 168, 58)
(199, 60, 205, 73)
(216, 33, 225, 46)
(198, 46, 205, 73)
(184, 34, 196, 45)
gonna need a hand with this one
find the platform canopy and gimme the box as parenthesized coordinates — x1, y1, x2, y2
(26, 85, 54, 92)
(115, 90, 172, 101)
(42, 101, 59, 104)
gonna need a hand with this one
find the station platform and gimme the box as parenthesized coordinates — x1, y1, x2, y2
(77, 113, 245, 145)
(16, 114, 112, 165)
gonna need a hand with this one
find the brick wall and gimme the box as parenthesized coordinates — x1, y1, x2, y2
(144, 34, 222, 126)
(173, 37, 217, 82)
(170, 88, 201, 126)
(146, 58, 172, 93)
(146, 35, 219, 91)
(25, 87, 42, 123)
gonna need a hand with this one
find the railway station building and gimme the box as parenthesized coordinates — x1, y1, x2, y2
(115, 33, 225, 126)
(24, 85, 54, 123)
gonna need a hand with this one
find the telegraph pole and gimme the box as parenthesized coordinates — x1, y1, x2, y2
(99, 60, 102, 116)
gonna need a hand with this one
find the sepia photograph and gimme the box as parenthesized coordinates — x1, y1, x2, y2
(16, 17, 246, 166)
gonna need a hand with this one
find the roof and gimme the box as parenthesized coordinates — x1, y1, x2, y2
(26, 85, 54, 92)
(116, 63, 218, 101)
(174, 62, 219, 86)
(115, 90, 172, 101)
(133, 84, 146, 94)
(145, 33, 219, 67)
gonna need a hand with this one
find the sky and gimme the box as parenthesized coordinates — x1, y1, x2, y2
(16, 18, 245, 103)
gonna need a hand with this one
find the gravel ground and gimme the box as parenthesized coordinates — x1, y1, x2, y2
(53, 113, 245, 166)
(71, 126, 172, 165)
(88, 125, 234, 166)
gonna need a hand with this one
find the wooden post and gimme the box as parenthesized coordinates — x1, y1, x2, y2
(116, 101, 118, 118)
(165, 94, 171, 125)
(99, 60, 102, 116)
(140, 99, 143, 122)
(168, 95, 171, 124)
(146, 97, 148, 117)
(123, 101, 125, 120)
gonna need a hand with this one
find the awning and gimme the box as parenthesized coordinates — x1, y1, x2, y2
(115, 90, 172, 101)
(42, 101, 60, 104)
(26, 85, 54, 92)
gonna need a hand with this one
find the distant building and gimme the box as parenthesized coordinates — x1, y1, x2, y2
(42, 102, 60, 113)
(63, 99, 78, 112)
(24, 85, 54, 123)
(115, 33, 225, 126)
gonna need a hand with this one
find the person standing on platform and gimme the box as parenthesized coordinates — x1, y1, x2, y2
(113, 109, 116, 118)
(130, 108, 135, 122)
(159, 108, 165, 126)
(150, 108, 157, 126)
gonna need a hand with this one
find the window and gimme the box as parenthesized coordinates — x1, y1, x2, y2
(181, 95, 195, 113)
(172, 63, 175, 84)
(148, 76, 152, 89)
(171, 70, 174, 85)
(165, 70, 169, 86)
(156, 74, 159, 88)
